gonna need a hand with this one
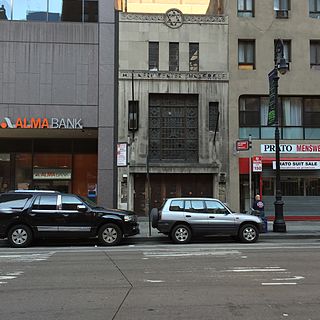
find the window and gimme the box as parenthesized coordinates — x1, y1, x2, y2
(32, 195, 58, 211)
(274, 0, 290, 18)
(239, 97, 259, 126)
(238, 0, 254, 17)
(209, 102, 219, 132)
(0, 194, 32, 209)
(239, 95, 320, 140)
(186, 200, 205, 213)
(61, 195, 83, 211)
(149, 93, 198, 162)
(238, 40, 255, 70)
(304, 98, 320, 126)
(169, 200, 184, 211)
(149, 42, 159, 71)
(309, 0, 320, 18)
(189, 43, 199, 72)
(275, 40, 291, 64)
(205, 200, 227, 214)
(169, 42, 179, 72)
(1, 0, 98, 22)
(310, 41, 320, 69)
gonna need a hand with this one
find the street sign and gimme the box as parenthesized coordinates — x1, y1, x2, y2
(236, 140, 250, 151)
(252, 155, 262, 172)
(117, 143, 127, 167)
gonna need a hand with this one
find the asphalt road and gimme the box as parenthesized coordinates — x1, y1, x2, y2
(0, 238, 319, 320)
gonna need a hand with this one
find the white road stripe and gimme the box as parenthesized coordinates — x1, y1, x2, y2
(262, 282, 297, 286)
(272, 276, 304, 281)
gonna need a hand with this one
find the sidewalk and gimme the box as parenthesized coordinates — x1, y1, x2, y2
(134, 218, 320, 240)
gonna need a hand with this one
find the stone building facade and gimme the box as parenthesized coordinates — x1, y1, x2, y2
(117, 9, 229, 215)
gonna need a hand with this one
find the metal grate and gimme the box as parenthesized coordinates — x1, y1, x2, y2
(149, 94, 198, 162)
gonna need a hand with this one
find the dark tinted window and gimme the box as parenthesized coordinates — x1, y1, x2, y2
(33, 195, 57, 210)
(62, 195, 83, 210)
(169, 200, 184, 211)
(0, 194, 31, 209)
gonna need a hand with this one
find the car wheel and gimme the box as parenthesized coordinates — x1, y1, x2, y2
(150, 208, 159, 228)
(171, 224, 192, 244)
(98, 223, 123, 246)
(8, 225, 33, 248)
(238, 224, 259, 243)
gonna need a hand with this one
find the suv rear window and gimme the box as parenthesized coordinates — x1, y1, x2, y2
(0, 194, 32, 209)
(169, 200, 184, 211)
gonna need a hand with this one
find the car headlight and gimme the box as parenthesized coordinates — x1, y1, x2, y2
(124, 215, 134, 222)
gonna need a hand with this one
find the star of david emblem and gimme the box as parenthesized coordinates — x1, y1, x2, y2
(164, 9, 183, 29)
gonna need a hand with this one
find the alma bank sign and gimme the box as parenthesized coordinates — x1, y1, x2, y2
(0, 117, 83, 129)
(261, 144, 320, 154)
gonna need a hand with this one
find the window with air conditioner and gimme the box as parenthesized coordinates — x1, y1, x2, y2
(274, 0, 290, 19)
(238, 0, 254, 17)
(310, 0, 320, 19)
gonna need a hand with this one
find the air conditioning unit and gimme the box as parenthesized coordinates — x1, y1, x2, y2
(275, 10, 289, 19)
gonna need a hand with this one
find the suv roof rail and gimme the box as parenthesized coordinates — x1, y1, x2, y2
(9, 190, 60, 193)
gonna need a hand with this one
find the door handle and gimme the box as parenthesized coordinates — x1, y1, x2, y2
(29, 213, 36, 217)
(63, 214, 69, 217)
(186, 215, 191, 218)
(209, 216, 215, 219)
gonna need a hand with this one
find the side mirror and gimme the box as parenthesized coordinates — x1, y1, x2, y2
(77, 204, 88, 212)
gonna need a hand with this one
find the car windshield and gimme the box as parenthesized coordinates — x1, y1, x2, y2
(223, 203, 235, 213)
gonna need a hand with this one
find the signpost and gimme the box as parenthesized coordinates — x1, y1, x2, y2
(236, 140, 250, 151)
(253, 156, 262, 172)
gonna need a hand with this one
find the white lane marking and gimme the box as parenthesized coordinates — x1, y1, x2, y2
(0, 252, 54, 262)
(144, 250, 241, 258)
(226, 267, 287, 273)
(6, 271, 24, 276)
(272, 276, 304, 281)
(0, 276, 17, 280)
(144, 280, 164, 283)
(262, 283, 297, 286)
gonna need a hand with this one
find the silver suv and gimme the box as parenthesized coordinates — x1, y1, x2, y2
(151, 198, 263, 244)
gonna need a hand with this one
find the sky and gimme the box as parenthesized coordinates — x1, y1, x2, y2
(125, 0, 211, 14)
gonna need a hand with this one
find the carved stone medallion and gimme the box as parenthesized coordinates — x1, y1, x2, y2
(164, 8, 183, 29)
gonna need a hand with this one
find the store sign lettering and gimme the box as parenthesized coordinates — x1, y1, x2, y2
(262, 144, 320, 154)
(272, 161, 320, 170)
(0, 117, 83, 129)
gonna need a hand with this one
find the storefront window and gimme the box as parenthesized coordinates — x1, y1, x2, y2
(72, 154, 97, 200)
(0, 154, 10, 192)
(306, 178, 320, 196)
(262, 177, 274, 196)
(15, 153, 32, 190)
(280, 178, 304, 196)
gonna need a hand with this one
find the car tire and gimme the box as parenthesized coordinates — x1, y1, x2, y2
(150, 208, 159, 228)
(238, 224, 259, 243)
(171, 224, 192, 244)
(98, 223, 123, 246)
(8, 224, 33, 248)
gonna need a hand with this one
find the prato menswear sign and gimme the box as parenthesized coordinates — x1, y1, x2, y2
(261, 144, 320, 153)
(0, 117, 83, 129)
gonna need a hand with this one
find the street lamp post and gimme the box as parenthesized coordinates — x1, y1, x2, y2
(269, 39, 288, 232)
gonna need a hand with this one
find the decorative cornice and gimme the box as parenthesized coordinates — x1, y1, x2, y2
(120, 12, 228, 25)
(119, 70, 229, 81)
